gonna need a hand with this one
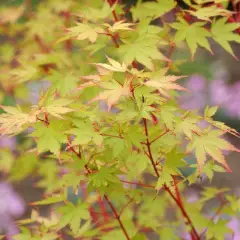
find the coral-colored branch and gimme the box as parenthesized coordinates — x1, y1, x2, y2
(200, 194, 228, 238)
(143, 118, 200, 240)
(150, 129, 170, 144)
(104, 195, 131, 240)
(34, 35, 51, 53)
(120, 179, 155, 189)
(107, 0, 119, 21)
(69, 138, 131, 240)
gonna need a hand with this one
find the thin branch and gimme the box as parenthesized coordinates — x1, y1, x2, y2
(120, 179, 155, 189)
(165, 42, 175, 68)
(104, 195, 131, 240)
(143, 119, 160, 177)
(143, 118, 200, 240)
(150, 129, 170, 144)
(199, 195, 228, 239)
(119, 198, 133, 216)
(107, 0, 119, 21)
(69, 138, 131, 240)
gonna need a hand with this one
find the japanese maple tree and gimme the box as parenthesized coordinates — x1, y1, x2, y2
(0, 0, 240, 239)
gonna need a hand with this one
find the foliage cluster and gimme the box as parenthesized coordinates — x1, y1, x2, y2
(1, 0, 240, 239)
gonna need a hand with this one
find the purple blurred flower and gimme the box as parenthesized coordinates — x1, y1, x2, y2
(27, 80, 51, 105)
(227, 217, 240, 240)
(0, 182, 25, 238)
(209, 79, 231, 106)
(179, 75, 207, 111)
(186, 74, 206, 92)
(0, 136, 16, 151)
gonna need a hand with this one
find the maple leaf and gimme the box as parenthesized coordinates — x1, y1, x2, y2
(31, 121, 67, 155)
(0, 105, 38, 135)
(186, 128, 240, 172)
(56, 200, 90, 235)
(95, 56, 127, 72)
(48, 70, 79, 96)
(66, 22, 104, 43)
(131, 0, 176, 21)
(67, 119, 103, 146)
(75, 1, 115, 21)
(103, 20, 134, 33)
(175, 117, 202, 140)
(118, 20, 169, 69)
(0, 5, 25, 24)
(144, 75, 187, 98)
(10, 61, 38, 84)
(40, 98, 74, 119)
(211, 18, 240, 58)
(186, 5, 232, 21)
(119, 34, 168, 70)
(88, 166, 121, 188)
(89, 80, 131, 111)
(171, 20, 212, 58)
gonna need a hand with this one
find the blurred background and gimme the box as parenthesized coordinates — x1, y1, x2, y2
(1, 0, 240, 239)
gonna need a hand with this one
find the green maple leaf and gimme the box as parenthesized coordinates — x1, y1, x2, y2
(67, 119, 103, 146)
(30, 194, 65, 206)
(56, 200, 90, 235)
(118, 21, 168, 69)
(206, 220, 232, 240)
(200, 187, 229, 204)
(186, 5, 232, 21)
(31, 121, 66, 155)
(76, 1, 115, 21)
(131, 0, 176, 21)
(48, 70, 79, 96)
(88, 166, 121, 188)
(66, 22, 104, 43)
(211, 17, 240, 58)
(164, 149, 187, 174)
(175, 117, 202, 140)
(59, 172, 85, 190)
(42, 98, 74, 119)
(126, 153, 148, 179)
(186, 128, 240, 172)
(13, 227, 33, 240)
(9, 153, 38, 181)
(158, 104, 178, 130)
(10, 61, 38, 84)
(171, 19, 212, 58)
(89, 80, 131, 111)
(155, 169, 173, 191)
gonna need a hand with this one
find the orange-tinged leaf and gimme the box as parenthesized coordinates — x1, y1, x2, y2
(89, 80, 131, 111)
(103, 20, 135, 33)
(0, 5, 25, 24)
(187, 128, 240, 172)
(43, 99, 74, 119)
(0, 105, 39, 135)
(95, 56, 127, 72)
(144, 75, 188, 98)
(66, 23, 104, 43)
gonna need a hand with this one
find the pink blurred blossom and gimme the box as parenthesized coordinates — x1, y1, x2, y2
(0, 182, 25, 238)
(227, 217, 240, 240)
(0, 136, 16, 151)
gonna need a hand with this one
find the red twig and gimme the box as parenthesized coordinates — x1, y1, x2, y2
(104, 195, 131, 240)
(143, 119, 160, 177)
(106, 0, 119, 21)
(150, 129, 170, 144)
(143, 118, 200, 240)
(69, 138, 131, 240)
(98, 196, 110, 224)
(199, 195, 228, 238)
(34, 35, 51, 53)
(120, 179, 155, 189)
